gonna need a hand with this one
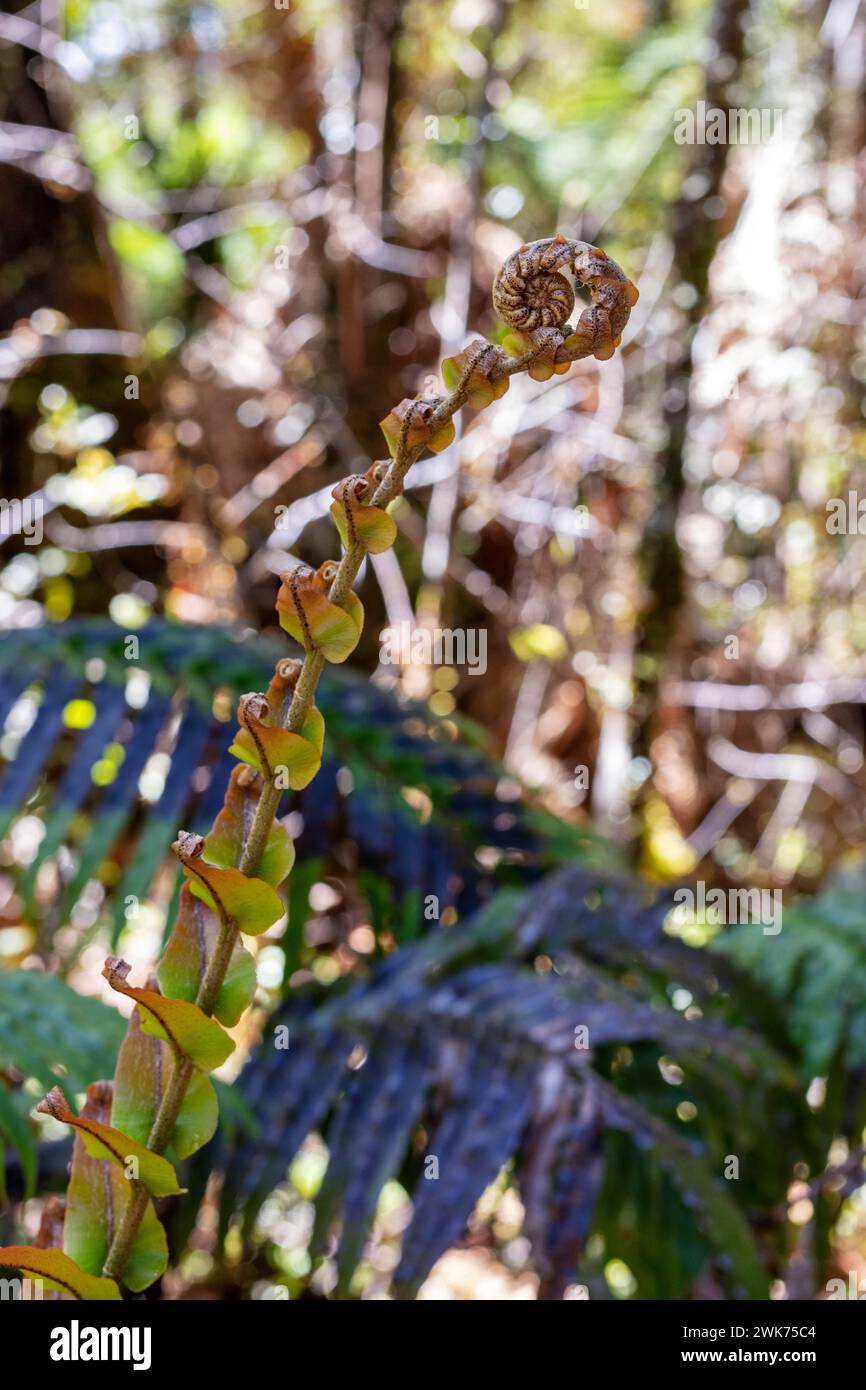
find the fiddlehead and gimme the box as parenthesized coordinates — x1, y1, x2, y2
(493, 232, 638, 361)
(492, 235, 577, 332)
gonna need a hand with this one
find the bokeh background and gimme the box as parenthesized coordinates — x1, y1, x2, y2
(1, 0, 866, 1301)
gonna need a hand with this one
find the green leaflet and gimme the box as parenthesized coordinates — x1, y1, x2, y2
(441, 343, 510, 410)
(103, 957, 234, 1071)
(159, 885, 256, 1029)
(181, 858, 284, 938)
(229, 708, 324, 790)
(174, 1069, 219, 1159)
(379, 399, 455, 456)
(330, 497, 397, 553)
(38, 1087, 184, 1197)
(276, 571, 364, 663)
(112, 1002, 219, 1159)
(64, 1082, 168, 1293)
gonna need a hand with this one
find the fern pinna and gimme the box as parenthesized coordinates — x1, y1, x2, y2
(0, 237, 639, 1297)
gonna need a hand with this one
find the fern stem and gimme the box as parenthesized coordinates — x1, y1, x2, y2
(100, 244, 636, 1288)
(102, 1053, 194, 1281)
(101, 344, 548, 1286)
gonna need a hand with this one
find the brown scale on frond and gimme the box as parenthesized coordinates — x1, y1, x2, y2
(172, 830, 206, 863)
(365, 459, 390, 489)
(331, 475, 370, 544)
(34, 1196, 66, 1253)
(315, 559, 340, 590)
(286, 565, 316, 648)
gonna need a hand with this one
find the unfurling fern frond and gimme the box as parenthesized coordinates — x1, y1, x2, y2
(0, 233, 641, 1300)
(218, 867, 808, 1300)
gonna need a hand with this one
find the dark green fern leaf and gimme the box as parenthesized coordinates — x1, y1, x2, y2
(310, 1024, 434, 1296)
(0, 619, 612, 955)
(521, 1073, 604, 1300)
(0, 970, 126, 1196)
(716, 886, 866, 1077)
(219, 867, 805, 1300)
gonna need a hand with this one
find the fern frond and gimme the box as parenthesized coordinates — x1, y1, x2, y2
(716, 887, 866, 1076)
(0, 619, 612, 952)
(0, 971, 126, 1197)
(219, 868, 806, 1299)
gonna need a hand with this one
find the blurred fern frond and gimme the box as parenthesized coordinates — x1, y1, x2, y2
(717, 884, 866, 1084)
(0, 970, 126, 1200)
(0, 619, 615, 954)
(218, 868, 810, 1300)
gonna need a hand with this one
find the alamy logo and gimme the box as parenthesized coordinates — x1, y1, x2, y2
(826, 1271, 866, 1299)
(674, 102, 783, 145)
(826, 492, 866, 534)
(379, 622, 487, 675)
(672, 882, 782, 936)
(50, 1320, 152, 1371)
